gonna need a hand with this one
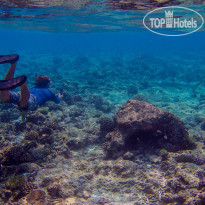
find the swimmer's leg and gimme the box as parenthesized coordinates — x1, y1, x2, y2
(19, 83, 30, 110)
(0, 54, 28, 109)
(0, 62, 17, 102)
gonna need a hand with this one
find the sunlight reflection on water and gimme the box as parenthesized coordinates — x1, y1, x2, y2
(0, 0, 204, 33)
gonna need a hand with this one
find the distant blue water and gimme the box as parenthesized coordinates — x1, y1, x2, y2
(0, 29, 204, 57)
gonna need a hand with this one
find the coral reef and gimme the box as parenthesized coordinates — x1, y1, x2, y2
(0, 51, 205, 204)
(174, 153, 205, 165)
(127, 85, 138, 96)
(89, 95, 113, 113)
(104, 100, 194, 159)
(132, 94, 149, 102)
(98, 116, 114, 133)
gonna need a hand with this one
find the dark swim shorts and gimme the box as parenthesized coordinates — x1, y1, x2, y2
(8, 91, 38, 111)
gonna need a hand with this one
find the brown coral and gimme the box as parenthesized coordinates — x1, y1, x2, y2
(26, 189, 47, 205)
(104, 100, 193, 159)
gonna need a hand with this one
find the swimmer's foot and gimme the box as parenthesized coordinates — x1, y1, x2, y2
(0, 54, 19, 64)
(0, 75, 27, 90)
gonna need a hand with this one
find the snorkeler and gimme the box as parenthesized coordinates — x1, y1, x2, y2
(0, 54, 63, 111)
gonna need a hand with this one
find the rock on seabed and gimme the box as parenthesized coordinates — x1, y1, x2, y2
(104, 100, 194, 159)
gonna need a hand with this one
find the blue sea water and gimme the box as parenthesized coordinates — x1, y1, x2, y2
(0, 29, 204, 111)
(0, 28, 204, 56)
(0, 1, 205, 204)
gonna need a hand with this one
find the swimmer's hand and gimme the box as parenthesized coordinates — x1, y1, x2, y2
(56, 94, 63, 98)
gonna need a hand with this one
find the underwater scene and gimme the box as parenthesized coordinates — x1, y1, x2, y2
(0, 0, 205, 204)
